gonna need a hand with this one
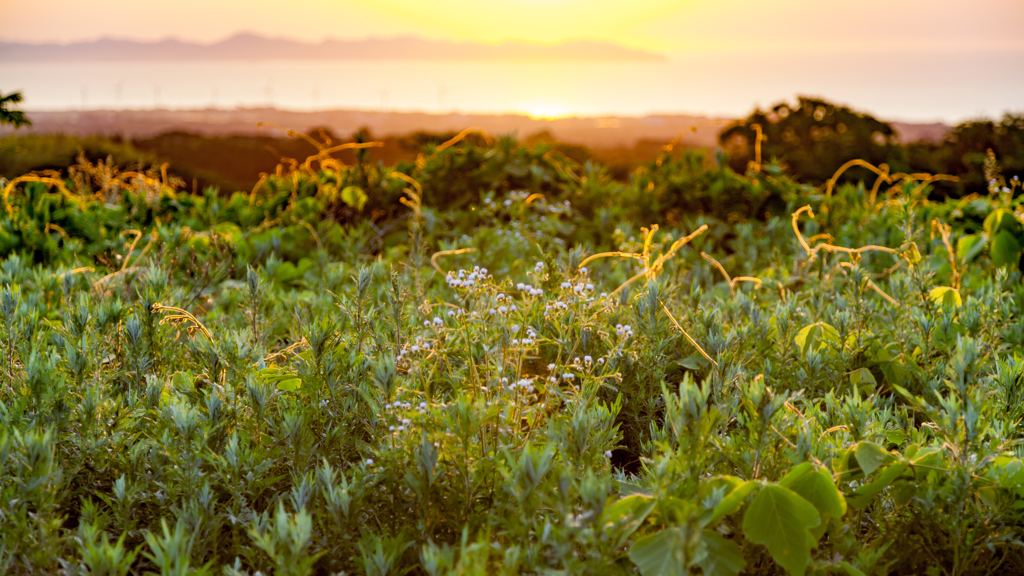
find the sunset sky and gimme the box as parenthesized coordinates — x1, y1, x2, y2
(2, 0, 1022, 121)
(2, 0, 1022, 54)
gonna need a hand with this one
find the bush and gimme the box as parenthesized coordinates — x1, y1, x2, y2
(1, 134, 1023, 575)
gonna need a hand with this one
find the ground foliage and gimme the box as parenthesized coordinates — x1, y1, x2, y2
(2, 130, 1024, 576)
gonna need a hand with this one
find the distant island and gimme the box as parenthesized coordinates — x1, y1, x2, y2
(0, 32, 665, 62)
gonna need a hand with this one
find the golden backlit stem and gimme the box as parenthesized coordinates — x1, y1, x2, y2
(2, 175, 89, 216)
(865, 279, 898, 305)
(732, 276, 763, 290)
(120, 230, 143, 271)
(577, 251, 647, 269)
(608, 224, 707, 297)
(824, 159, 890, 199)
(430, 247, 478, 274)
(434, 128, 491, 153)
(931, 220, 961, 290)
(151, 303, 214, 342)
(660, 302, 717, 367)
(701, 251, 731, 286)
(792, 205, 897, 262)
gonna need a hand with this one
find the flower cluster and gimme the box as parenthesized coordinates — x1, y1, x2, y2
(516, 282, 544, 296)
(510, 326, 538, 346)
(446, 266, 489, 289)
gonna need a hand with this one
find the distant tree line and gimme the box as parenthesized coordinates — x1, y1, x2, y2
(720, 96, 1023, 196)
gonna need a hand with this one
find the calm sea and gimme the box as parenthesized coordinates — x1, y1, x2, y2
(2, 50, 1022, 122)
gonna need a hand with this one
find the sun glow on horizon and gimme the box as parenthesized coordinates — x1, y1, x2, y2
(519, 101, 574, 119)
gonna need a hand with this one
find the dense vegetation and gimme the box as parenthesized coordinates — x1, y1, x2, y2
(721, 97, 1024, 196)
(2, 124, 1024, 576)
(4, 97, 1022, 199)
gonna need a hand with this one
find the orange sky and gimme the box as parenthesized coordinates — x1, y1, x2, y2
(1, 0, 1022, 54)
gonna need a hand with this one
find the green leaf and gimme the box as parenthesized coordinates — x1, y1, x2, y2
(257, 366, 302, 392)
(849, 368, 876, 387)
(656, 496, 698, 524)
(846, 462, 909, 509)
(778, 462, 814, 487)
(885, 430, 906, 445)
(628, 528, 700, 576)
(341, 186, 369, 211)
(854, 441, 891, 476)
(956, 233, 987, 263)
(990, 230, 1021, 269)
(794, 322, 839, 355)
(680, 352, 710, 371)
(786, 468, 846, 521)
(170, 371, 193, 388)
(604, 495, 656, 546)
(927, 286, 961, 311)
(696, 530, 746, 576)
(849, 368, 877, 396)
(709, 480, 757, 524)
(742, 484, 820, 576)
(983, 208, 1021, 238)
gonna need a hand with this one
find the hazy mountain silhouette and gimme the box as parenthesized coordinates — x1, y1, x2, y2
(0, 32, 665, 61)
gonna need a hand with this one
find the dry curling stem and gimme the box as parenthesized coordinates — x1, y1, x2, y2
(791, 205, 899, 305)
(579, 224, 718, 367)
(151, 303, 214, 342)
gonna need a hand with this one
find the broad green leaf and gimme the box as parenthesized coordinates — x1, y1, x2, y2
(698, 476, 746, 501)
(990, 230, 1021, 268)
(787, 468, 846, 521)
(908, 447, 942, 470)
(885, 430, 905, 445)
(657, 496, 698, 524)
(956, 233, 987, 263)
(977, 486, 999, 508)
(257, 366, 302, 391)
(794, 322, 840, 355)
(629, 527, 700, 576)
(832, 447, 857, 476)
(779, 462, 814, 487)
(696, 530, 746, 576)
(709, 480, 757, 524)
(846, 462, 909, 509)
(983, 208, 1021, 238)
(341, 186, 369, 211)
(257, 367, 295, 383)
(854, 441, 891, 476)
(927, 286, 961, 311)
(604, 495, 656, 546)
(680, 352, 710, 371)
(742, 484, 821, 576)
(619, 481, 652, 497)
(849, 368, 876, 387)
(605, 495, 655, 523)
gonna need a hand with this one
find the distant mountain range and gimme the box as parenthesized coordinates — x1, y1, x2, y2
(0, 33, 664, 62)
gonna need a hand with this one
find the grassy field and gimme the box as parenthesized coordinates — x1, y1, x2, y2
(1, 129, 1024, 575)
